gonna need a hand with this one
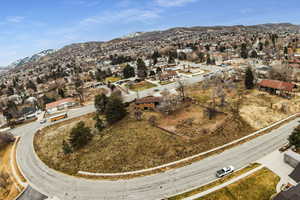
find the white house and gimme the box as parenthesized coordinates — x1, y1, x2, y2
(45, 98, 76, 114)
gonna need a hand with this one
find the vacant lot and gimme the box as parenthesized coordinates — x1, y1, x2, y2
(0, 144, 22, 200)
(127, 81, 157, 91)
(187, 81, 300, 130)
(34, 80, 299, 176)
(240, 90, 300, 129)
(198, 167, 279, 200)
(35, 105, 254, 175)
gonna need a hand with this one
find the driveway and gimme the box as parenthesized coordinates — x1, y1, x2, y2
(258, 150, 297, 191)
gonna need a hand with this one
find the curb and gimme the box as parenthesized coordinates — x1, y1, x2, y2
(10, 137, 28, 187)
(183, 166, 265, 200)
(78, 113, 299, 177)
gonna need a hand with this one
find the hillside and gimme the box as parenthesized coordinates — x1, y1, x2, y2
(3, 23, 300, 75)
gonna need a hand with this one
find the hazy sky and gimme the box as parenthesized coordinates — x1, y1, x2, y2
(0, 0, 299, 66)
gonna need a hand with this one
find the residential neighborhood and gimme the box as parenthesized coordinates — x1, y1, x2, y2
(1, 1, 300, 200)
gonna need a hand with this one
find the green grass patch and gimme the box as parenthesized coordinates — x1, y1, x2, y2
(160, 81, 175, 85)
(197, 167, 279, 200)
(168, 163, 261, 200)
(105, 77, 121, 83)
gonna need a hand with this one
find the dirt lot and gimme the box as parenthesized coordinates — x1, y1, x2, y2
(0, 144, 22, 200)
(187, 81, 300, 130)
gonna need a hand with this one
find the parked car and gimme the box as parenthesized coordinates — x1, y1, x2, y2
(39, 119, 47, 124)
(216, 166, 234, 178)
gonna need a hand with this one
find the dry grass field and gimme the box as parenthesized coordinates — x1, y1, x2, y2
(34, 80, 300, 175)
(0, 144, 23, 200)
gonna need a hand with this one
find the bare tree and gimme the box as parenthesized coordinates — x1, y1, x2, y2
(177, 80, 186, 101)
(148, 115, 157, 126)
(134, 109, 143, 121)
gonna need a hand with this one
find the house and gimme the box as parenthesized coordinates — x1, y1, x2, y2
(45, 98, 76, 114)
(135, 96, 162, 110)
(273, 184, 300, 200)
(159, 70, 178, 82)
(258, 80, 296, 96)
(255, 65, 272, 78)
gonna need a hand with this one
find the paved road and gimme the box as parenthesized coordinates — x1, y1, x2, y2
(12, 64, 300, 200)
(13, 112, 299, 200)
(16, 186, 47, 200)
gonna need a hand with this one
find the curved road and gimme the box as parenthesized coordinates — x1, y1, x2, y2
(11, 65, 300, 200)
(12, 111, 299, 200)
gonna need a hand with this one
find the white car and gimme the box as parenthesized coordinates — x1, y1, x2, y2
(39, 119, 47, 124)
(216, 166, 235, 178)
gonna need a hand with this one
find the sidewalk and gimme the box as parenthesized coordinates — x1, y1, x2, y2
(257, 150, 297, 192)
(183, 166, 264, 200)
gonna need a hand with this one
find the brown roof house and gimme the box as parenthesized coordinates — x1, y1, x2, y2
(258, 79, 296, 96)
(135, 96, 162, 110)
(159, 70, 178, 82)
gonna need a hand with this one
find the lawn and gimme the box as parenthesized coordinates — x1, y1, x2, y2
(105, 76, 121, 83)
(127, 81, 157, 91)
(0, 144, 23, 200)
(169, 163, 261, 200)
(160, 80, 175, 85)
(197, 167, 279, 200)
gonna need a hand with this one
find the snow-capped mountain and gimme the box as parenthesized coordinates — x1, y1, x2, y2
(7, 49, 56, 69)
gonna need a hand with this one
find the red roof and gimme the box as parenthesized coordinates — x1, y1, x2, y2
(289, 64, 300, 69)
(46, 98, 75, 109)
(258, 80, 295, 92)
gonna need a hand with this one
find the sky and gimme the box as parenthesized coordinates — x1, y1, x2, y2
(0, 0, 300, 66)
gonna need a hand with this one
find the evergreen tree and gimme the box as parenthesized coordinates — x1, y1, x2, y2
(156, 67, 162, 74)
(152, 51, 160, 65)
(94, 93, 108, 114)
(149, 70, 156, 77)
(288, 125, 300, 148)
(36, 77, 43, 84)
(105, 95, 127, 124)
(250, 50, 258, 58)
(69, 121, 92, 150)
(137, 58, 147, 79)
(94, 115, 105, 132)
(206, 54, 211, 65)
(26, 80, 37, 91)
(240, 43, 248, 59)
(244, 67, 254, 89)
(58, 88, 65, 98)
(62, 140, 72, 154)
(95, 70, 107, 82)
(123, 64, 135, 78)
